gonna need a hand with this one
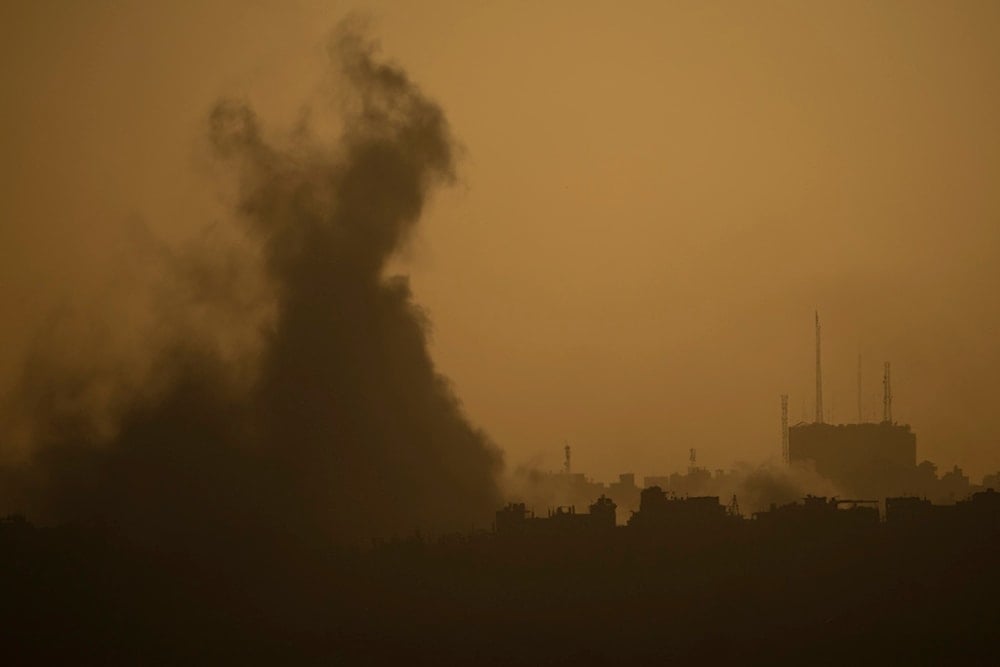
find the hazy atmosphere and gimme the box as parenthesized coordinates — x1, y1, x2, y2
(2, 0, 998, 486)
(4, 3, 1000, 664)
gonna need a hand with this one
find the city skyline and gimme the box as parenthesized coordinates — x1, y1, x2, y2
(2, 4, 999, 663)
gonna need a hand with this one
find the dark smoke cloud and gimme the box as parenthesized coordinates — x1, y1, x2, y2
(0, 24, 503, 546)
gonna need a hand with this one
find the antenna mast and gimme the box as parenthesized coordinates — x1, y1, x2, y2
(563, 443, 571, 474)
(815, 311, 824, 424)
(781, 394, 789, 464)
(857, 352, 863, 423)
(882, 362, 892, 424)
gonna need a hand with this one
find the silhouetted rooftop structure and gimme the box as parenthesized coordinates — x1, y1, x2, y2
(495, 495, 617, 537)
(627, 486, 731, 530)
(753, 495, 880, 532)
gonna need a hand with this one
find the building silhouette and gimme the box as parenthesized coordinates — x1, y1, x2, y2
(495, 495, 617, 537)
(788, 421, 916, 496)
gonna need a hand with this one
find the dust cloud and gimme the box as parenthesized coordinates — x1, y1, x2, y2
(0, 23, 503, 547)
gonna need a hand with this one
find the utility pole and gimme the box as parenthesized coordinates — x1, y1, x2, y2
(563, 443, 571, 474)
(815, 311, 824, 424)
(727, 494, 741, 517)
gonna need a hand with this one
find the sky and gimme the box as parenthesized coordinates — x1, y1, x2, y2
(1, 0, 999, 481)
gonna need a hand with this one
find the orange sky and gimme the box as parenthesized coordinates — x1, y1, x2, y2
(2, 1, 998, 480)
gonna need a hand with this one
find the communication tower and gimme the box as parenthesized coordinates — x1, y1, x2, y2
(815, 311, 824, 424)
(882, 362, 893, 424)
(781, 394, 789, 464)
(857, 353, 863, 423)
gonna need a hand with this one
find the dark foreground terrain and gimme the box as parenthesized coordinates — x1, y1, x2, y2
(2, 515, 998, 666)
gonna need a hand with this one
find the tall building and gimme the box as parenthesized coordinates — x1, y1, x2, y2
(787, 313, 917, 497)
(788, 421, 916, 496)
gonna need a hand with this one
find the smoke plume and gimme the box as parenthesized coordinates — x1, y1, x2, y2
(0, 25, 503, 547)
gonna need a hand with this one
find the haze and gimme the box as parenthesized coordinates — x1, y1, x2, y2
(2, 0, 998, 483)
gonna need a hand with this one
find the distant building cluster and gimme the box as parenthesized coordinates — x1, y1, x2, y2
(495, 487, 1000, 539)
(509, 314, 998, 524)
